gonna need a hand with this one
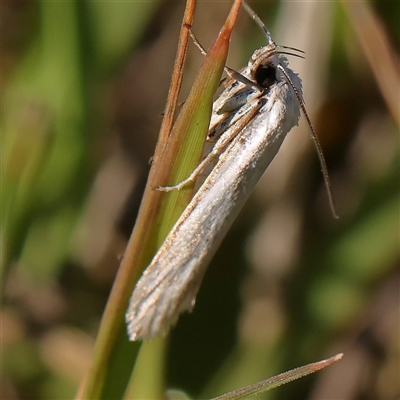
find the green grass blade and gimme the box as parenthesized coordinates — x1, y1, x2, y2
(80, 1, 243, 399)
(211, 354, 343, 400)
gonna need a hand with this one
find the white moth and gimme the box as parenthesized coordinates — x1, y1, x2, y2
(126, 2, 336, 341)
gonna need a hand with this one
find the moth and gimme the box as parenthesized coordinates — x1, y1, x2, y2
(126, 2, 336, 341)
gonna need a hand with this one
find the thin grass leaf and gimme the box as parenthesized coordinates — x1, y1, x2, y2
(211, 354, 343, 400)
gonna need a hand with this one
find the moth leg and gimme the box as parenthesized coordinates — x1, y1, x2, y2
(188, 29, 207, 57)
(156, 99, 263, 192)
(189, 29, 261, 92)
(224, 66, 261, 91)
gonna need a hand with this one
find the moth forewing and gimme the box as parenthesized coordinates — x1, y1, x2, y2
(125, 45, 302, 340)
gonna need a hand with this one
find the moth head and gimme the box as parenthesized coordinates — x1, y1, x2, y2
(253, 58, 277, 89)
(248, 45, 283, 90)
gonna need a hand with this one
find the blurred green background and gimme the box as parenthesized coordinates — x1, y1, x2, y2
(2, 1, 399, 399)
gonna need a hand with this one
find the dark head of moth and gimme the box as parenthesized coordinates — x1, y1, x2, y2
(248, 40, 305, 90)
(253, 61, 276, 89)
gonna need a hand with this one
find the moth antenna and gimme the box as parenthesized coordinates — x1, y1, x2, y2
(277, 64, 339, 219)
(276, 51, 305, 60)
(243, 1, 274, 46)
(278, 44, 305, 55)
(243, 2, 305, 57)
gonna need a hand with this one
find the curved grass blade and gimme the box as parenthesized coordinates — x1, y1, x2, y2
(211, 354, 343, 400)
